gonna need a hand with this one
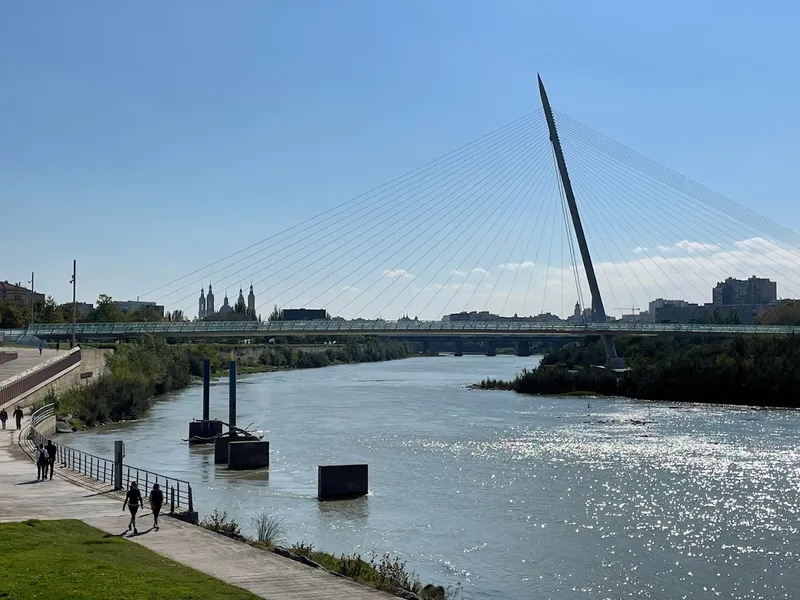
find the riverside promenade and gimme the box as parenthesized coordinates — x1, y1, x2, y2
(0, 421, 390, 600)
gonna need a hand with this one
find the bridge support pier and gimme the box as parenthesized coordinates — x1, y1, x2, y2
(454, 340, 463, 357)
(517, 340, 531, 357)
(485, 341, 496, 357)
(422, 340, 431, 354)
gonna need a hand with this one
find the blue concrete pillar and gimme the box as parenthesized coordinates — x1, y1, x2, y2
(228, 360, 237, 430)
(518, 340, 531, 357)
(485, 340, 497, 357)
(202, 359, 210, 422)
(454, 340, 463, 357)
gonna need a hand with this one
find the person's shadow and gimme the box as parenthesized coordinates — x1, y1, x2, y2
(16, 480, 43, 485)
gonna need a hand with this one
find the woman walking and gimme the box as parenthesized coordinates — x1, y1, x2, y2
(149, 483, 164, 531)
(122, 482, 144, 534)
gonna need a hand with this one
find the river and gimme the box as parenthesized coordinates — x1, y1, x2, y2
(58, 355, 800, 600)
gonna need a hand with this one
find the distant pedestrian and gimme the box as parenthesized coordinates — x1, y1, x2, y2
(149, 484, 164, 530)
(38, 343, 43, 356)
(35, 444, 48, 480)
(0, 408, 7, 429)
(56, 341, 60, 350)
(12, 407, 23, 430)
(45, 440, 57, 480)
(123, 482, 144, 534)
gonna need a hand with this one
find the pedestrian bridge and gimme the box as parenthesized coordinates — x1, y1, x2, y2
(24, 320, 800, 340)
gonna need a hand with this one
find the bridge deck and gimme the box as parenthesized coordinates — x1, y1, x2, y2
(0, 422, 391, 599)
(24, 320, 800, 339)
(0, 347, 65, 386)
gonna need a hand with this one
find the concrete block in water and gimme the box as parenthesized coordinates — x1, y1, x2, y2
(317, 464, 369, 501)
(228, 440, 270, 470)
(188, 419, 223, 444)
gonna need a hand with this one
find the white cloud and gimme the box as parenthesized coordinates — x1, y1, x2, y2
(382, 269, 414, 279)
(497, 261, 535, 271)
(341, 285, 360, 293)
(654, 240, 720, 253)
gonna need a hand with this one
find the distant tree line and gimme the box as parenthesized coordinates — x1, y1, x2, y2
(478, 334, 800, 407)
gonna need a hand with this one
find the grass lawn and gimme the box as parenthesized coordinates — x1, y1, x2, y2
(0, 519, 260, 600)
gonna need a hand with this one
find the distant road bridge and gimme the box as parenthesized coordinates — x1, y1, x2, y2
(24, 320, 800, 341)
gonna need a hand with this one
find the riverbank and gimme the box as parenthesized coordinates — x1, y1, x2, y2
(0, 425, 395, 600)
(476, 335, 800, 407)
(199, 510, 449, 599)
(49, 336, 415, 428)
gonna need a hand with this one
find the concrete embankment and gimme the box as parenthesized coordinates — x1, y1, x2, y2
(0, 347, 112, 412)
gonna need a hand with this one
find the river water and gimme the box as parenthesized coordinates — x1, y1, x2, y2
(59, 356, 800, 600)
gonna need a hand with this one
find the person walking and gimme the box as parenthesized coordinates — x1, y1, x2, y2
(45, 440, 57, 480)
(12, 406, 23, 430)
(149, 484, 164, 531)
(0, 408, 7, 430)
(35, 444, 48, 480)
(38, 343, 43, 356)
(123, 482, 144, 534)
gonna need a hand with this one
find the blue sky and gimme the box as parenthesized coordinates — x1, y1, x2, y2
(2, 1, 800, 319)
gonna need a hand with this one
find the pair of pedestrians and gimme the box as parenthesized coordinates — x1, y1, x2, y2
(123, 481, 164, 534)
(0, 407, 23, 430)
(35, 441, 57, 480)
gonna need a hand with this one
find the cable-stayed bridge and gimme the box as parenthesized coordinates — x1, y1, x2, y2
(30, 77, 800, 360)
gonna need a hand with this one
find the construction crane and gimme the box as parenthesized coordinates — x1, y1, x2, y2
(615, 306, 640, 314)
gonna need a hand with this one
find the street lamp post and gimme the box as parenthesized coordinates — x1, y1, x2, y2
(28, 271, 35, 324)
(70, 260, 76, 348)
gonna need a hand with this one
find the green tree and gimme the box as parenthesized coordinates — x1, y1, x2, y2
(268, 305, 282, 321)
(92, 294, 125, 322)
(756, 300, 800, 325)
(36, 296, 62, 323)
(0, 302, 27, 328)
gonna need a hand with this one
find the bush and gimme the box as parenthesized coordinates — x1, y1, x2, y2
(200, 510, 242, 539)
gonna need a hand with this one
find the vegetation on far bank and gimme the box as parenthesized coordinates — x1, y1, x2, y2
(50, 336, 414, 427)
(0, 519, 259, 600)
(476, 335, 800, 407)
(201, 510, 452, 600)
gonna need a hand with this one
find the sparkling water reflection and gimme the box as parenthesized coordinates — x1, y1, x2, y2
(59, 356, 800, 599)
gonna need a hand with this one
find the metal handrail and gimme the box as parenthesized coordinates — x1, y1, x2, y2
(24, 319, 800, 337)
(29, 404, 193, 513)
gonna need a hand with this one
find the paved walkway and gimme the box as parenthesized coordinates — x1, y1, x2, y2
(0, 347, 65, 385)
(0, 422, 390, 599)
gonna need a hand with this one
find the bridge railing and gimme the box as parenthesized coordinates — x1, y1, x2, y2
(24, 320, 800, 338)
(29, 404, 193, 513)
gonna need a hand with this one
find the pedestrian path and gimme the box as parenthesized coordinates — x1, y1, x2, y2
(0, 422, 391, 600)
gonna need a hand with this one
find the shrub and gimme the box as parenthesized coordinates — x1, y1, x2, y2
(251, 513, 286, 546)
(200, 510, 242, 539)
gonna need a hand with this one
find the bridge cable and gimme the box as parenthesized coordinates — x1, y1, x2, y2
(403, 136, 552, 319)
(358, 133, 553, 319)
(142, 110, 540, 300)
(256, 122, 549, 316)
(563, 132, 800, 298)
(169, 115, 543, 310)
(449, 141, 555, 314)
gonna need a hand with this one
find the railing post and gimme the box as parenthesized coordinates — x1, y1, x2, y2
(170, 487, 175, 514)
(113, 441, 124, 491)
(188, 485, 193, 513)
